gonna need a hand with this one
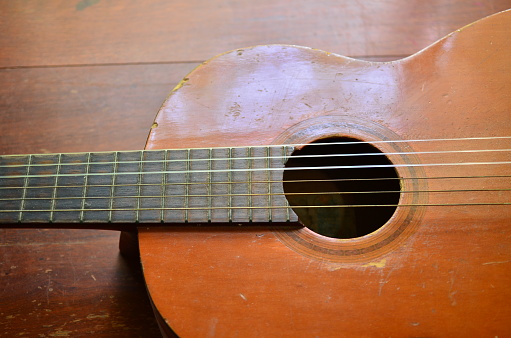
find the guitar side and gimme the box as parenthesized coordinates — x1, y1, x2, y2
(141, 10, 511, 337)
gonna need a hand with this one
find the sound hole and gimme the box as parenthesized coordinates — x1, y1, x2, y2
(283, 137, 400, 239)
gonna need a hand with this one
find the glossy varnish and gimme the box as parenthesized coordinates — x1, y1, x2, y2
(140, 10, 511, 337)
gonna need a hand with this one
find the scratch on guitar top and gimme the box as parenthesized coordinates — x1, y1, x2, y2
(476, 51, 495, 67)
(482, 260, 511, 265)
(448, 270, 458, 306)
(209, 317, 219, 337)
(377, 268, 395, 296)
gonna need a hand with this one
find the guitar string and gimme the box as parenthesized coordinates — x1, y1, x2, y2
(0, 160, 510, 180)
(1, 202, 510, 214)
(0, 188, 508, 203)
(0, 174, 509, 192)
(0, 134, 510, 167)
(0, 148, 509, 170)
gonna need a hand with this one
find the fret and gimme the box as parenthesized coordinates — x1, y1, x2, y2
(188, 148, 209, 222)
(185, 149, 191, 222)
(283, 146, 291, 222)
(266, 147, 272, 222)
(249, 147, 270, 222)
(139, 150, 165, 222)
(230, 147, 250, 222)
(136, 151, 143, 222)
(248, 147, 253, 222)
(23, 155, 59, 222)
(161, 150, 168, 222)
(165, 149, 186, 222)
(84, 152, 115, 222)
(80, 153, 92, 222)
(49, 154, 62, 222)
(108, 152, 119, 222)
(53, 153, 87, 223)
(210, 147, 229, 222)
(113, 151, 143, 222)
(207, 148, 212, 222)
(18, 155, 32, 222)
(227, 147, 233, 222)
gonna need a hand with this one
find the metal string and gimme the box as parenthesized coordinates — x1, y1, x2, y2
(1, 203, 510, 214)
(0, 160, 510, 180)
(1, 134, 510, 166)
(0, 148, 509, 170)
(0, 175, 509, 192)
(0, 188, 508, 203)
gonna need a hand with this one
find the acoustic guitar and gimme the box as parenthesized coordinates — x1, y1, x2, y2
(1, 10, 510, 337)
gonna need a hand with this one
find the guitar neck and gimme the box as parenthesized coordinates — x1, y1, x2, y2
(0, 146, 298, 227)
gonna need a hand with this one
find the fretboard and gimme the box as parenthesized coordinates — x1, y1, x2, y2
(0, 146, 298, 224)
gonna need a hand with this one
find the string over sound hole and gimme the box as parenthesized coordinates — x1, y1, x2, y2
(283, 137, 400, 239)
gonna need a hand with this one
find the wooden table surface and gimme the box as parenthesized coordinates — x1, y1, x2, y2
(1, 1, 510, 336)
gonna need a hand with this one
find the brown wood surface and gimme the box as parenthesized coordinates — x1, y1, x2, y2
(1, 1, 510, 336)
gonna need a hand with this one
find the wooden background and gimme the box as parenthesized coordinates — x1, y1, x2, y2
(1, 1, 510, 336)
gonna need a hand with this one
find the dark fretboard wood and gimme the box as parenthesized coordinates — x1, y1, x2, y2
(0, 146, 298, 224)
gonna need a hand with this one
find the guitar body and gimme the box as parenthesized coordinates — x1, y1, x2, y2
(140, 11, 511, 337)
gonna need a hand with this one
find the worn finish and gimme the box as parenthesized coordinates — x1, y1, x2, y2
(1, 1, 510, 336)
(140, 11, 511, 336)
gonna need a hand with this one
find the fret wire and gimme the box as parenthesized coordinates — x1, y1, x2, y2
(248, 147, 253, 222)
(207, 148, 212, 222)
(161, 150, 168, 222)
(185, 149, 191, 223)
(108, 152, 119, 222)
(49, 153, 62, 222)
(1, 187, 508, 203)
(79, 152, 92, 222)
(283, 146, 290, 222)
(2, 160, 510, 180)
(136, 151, 143, 223)
(228, 148, 232, 222)
(266, 147, 272, 222)
(1, 145, 511, 170)
(3, 202, 510, 214)
(18, 154, 32, 222)
(2, 174, 510, 192)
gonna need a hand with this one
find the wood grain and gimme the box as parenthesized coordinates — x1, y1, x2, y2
(1, 0, 510, 67)
(0, 64, 198, 155)
(0, 0, 509, 336)
(1, 229, 161, 337)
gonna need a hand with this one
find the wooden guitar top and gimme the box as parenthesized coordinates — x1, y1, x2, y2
(140, 10, 511, 337)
